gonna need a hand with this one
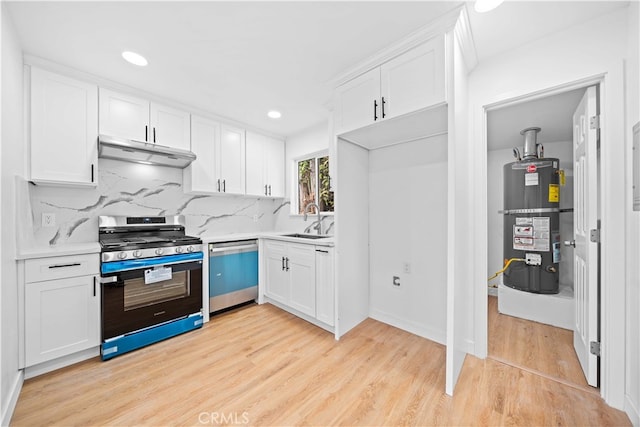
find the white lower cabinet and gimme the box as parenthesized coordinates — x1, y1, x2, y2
(263, 239, 334, 328)
(287, 244, 316, 317)
(315, 247, 335, 327)
(23, 254, 100, 369)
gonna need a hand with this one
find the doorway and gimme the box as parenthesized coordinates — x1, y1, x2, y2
(484, 84, 600, 391)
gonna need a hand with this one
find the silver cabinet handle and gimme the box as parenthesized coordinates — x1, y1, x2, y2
(93, 276, 96, 297)
(268, 185, 271, 196)
(265, 184, 268, 196)
(217, 179, 220, 192)
(223, 180, 226, 192)
(285, 257, 290, 271)
(564, 240, 576, 247)
(282, 256, 285, 271)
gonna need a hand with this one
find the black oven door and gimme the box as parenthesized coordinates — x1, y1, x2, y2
(101, 255, 203, 340)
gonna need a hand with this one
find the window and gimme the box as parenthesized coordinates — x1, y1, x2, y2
(297, 153, 334, 214)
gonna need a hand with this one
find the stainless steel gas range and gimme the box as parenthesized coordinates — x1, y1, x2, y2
(99, 215, 203, 360)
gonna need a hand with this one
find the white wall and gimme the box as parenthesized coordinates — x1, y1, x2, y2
(368, 134, 448, 344)
(273, 121, 332, 233)
(487, 142, 574, 290)
(1, 5, 25, 424)
(625, 1, 640, 425)
(468, 7, 629, 409)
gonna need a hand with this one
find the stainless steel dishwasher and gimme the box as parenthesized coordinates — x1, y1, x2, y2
(208, 240, 258, 313)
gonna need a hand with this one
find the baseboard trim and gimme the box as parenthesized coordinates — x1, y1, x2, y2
(1, 370, 24, 427)
(625, 395, 640, 427)
(369, 308, 446, 346)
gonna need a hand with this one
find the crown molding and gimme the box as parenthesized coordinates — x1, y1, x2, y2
(454, 5, 479, 72)
(329, 4, 465, 88)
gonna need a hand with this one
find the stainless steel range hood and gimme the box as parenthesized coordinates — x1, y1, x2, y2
(98, 135, 196, 168)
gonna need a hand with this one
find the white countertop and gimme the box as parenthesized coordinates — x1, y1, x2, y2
(17, 242, 101, 260)
(17, 232, 334, 260)
(200, 232, 335, 247)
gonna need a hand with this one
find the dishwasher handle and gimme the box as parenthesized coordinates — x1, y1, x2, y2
(209, 243, 258, 255)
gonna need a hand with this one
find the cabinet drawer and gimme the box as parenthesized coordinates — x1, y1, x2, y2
(25, 254, 99, 283)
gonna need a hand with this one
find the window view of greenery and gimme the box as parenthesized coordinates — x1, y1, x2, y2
(297, 155, 334, 214)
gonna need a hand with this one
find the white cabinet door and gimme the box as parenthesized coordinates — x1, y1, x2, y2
(288, 244, 316, 317)
(245, 131, 267, 196)
(219, 124, 246, 194)
(315, 247, 334, 326)
(150, 103, 191, 151)
(265, 137, 285, 198)
(184, 115, 220, 194)
(264, 240, 289, 304)
(380, 35, 445, 118)
(25, 275, 100, 367)
(334, 68, 380, 134)
(245, 132, 285, 197)
(98, 88, 149, 142)
(30, 68, 98, 186)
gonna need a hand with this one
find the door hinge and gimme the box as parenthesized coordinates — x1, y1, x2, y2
(590, 229, 600, 243)
(590, 115, 600, 130)
(590, 341, 601, 357)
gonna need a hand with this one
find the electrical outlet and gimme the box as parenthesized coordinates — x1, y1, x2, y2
(253, 214, 259, 222)
(403, 262, 411, 274)
(42, 213, 56, 227)
(393, 276, 400, 287)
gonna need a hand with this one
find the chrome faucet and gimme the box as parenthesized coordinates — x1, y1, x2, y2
(303, 202, 322, 234)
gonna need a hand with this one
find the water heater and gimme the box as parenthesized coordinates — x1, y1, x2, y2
(502, 127, 560, 294)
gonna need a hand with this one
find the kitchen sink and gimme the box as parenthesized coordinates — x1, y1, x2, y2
(282, 233, 330, 239)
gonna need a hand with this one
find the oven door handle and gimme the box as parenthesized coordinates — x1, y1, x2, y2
(101, 252, 203, 275)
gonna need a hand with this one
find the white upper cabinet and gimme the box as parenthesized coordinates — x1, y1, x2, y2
(98, 88, 149, 142)
(184, 116, 245, 195)
(150, 103, 191, 151)
(30, 67, 98, 187)
(184, 115, 220, 194)
(334, 35, 445, 135)
(380, 36, 445, 119)
(334, 68, 381, 135)
(246, 131, 285, 198)
(219, 124, 246, 195)
(99, 88, 190, 151)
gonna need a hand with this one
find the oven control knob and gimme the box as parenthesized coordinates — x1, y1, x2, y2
(133, 250, 142, 258)
(118, 252, 127, 260)
(155, 248, 164, 255)
(175, 246, 184, 254)
(187, 246, 194, 253)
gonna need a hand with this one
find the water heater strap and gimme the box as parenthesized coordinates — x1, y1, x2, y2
(499, 208, 560, 215)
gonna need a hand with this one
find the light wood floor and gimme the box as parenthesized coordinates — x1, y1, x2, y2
(488, 295, 591, 391)
(11, 303, 630, 426)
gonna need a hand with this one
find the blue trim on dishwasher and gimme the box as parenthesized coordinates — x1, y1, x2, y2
(209, 250, 258, 296)
(101, 252, 203, 274)
(101, 312, 203, 360)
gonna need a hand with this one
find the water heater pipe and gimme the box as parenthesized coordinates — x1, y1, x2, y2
(521, 127, 541, 159)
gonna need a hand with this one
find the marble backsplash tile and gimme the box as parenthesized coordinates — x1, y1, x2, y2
(26, 159, 285, 246)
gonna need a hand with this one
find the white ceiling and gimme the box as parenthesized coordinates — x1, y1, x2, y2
(5, 1, 629, 138)
(487, 87, 586, 151)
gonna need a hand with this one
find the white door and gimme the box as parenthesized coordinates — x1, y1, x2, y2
(98, 88, 149, 142)
(380, 35, 445, 119)
(30, 68, 98, 186)
(219, 124, 246, 194)
(265, 137, 285, 198)
(334, 68, 380, 134)
(264, 241, 289, 304)
(245, 131, 267, 196)
(25, 275, 100, 366)
(150, 103, 191, 151)
(572, 86, 599, 387)
(288, 244, 316, 317)
(184, 115, 219, 194)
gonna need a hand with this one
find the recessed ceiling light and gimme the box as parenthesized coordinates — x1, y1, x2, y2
(122, 51, 148, 67)
(267, 110, 282, 119)
(474, 0, 504, 13)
